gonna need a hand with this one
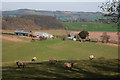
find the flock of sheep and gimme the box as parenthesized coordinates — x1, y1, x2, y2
(16, 55, 96, 69)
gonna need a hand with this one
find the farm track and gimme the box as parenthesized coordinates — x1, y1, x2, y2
(0, 35, 28, 42)
(96, 43, 119, 47)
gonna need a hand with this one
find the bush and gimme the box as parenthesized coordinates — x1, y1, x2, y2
(78, 31, 89, 39)
(76, 34, 81, 41)
(100, 32, 110, 43)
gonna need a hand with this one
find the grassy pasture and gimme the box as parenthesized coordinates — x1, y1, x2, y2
(63, 22, 118, 32)
(2, 60, 120, 79)
(2, 34, 119, 79)
(2, 37, 118, 62)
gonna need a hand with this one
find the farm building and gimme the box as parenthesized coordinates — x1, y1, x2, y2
(32, 32, 54, 38)
(14, 30, 31, 36)
(67, 34, 76, 41)
(67, 31, 78, 41)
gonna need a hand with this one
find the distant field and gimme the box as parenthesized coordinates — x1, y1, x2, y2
(63, 22, 118, 32)
(2, 36, 118, 62)
(1, 22, 119, 33)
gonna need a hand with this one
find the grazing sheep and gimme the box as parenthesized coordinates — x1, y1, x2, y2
(89, 55, 95, 60)
(16, 61, 26, 68)
(32, 57, 37, 61)
(64, 63, 77, 69)
(49, 58, 58, 64)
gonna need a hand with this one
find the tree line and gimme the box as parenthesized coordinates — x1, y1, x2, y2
(2, 15, 65, 30)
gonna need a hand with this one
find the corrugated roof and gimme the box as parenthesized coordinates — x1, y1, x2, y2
(34, 32, 52, 36)
(15, 30, 30, 33)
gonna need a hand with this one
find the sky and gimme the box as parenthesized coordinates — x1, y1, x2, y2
(2, 0, 106, 2)
(1, 0, 108, 12)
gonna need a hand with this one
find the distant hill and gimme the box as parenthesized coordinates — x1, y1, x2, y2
(2, 9, 103, 22)
(2, 15, 65, 30)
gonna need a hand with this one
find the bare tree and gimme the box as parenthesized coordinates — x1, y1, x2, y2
(100, 32, 110, 43)
(100, 0, 120, 23)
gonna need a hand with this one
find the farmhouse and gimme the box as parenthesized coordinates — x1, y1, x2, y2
(14, 30, 31, 36)
(32, 32, 54, 38)
(67, 34, 76, 41)
(67, 31, 79, 41)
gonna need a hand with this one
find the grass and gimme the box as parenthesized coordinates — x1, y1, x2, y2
(63, 22, 118, 32)
(2, 35, 119, 79)
(1, 29, 67, 36)
(2, 60, 120, 79)
(2, 37, 118, 62)
(33, 29, 67, 36)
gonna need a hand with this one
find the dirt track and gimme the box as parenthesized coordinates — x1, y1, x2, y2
(0, 35, 24, 42)
(96, 43, 119, 47)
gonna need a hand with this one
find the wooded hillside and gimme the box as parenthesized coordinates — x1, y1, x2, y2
(2, 9, 103, 22)
(2, 15, 65, 30)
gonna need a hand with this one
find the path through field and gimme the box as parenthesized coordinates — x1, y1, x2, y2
(0, 35, 25, 42)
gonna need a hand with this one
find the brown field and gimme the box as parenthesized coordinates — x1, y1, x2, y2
(89, 32, 119, 42)
(70, 31, 119, 42)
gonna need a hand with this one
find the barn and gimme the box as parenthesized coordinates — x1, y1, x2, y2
(14, 30, 31, 36)
(33, 32, 53, 38)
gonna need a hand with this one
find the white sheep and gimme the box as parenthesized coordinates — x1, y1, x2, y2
(64, 63, 77, 69)
(16, 61, 26, 68)
(32, 57, 37, 61)
(89, 55, 95, 60)
(49, 58, 58, 64)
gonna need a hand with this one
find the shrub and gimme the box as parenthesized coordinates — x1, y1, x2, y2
(78, 31, 89, 39)
(100, 32, 110, 43)
(76, 34, 81, 41)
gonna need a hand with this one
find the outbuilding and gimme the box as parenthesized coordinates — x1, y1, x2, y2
(14, 30, 31, 36)
(33, 32, 53, 38)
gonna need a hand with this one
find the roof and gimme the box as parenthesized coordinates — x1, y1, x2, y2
(15, 30, 30, 33)
(34, 32, 53, 36)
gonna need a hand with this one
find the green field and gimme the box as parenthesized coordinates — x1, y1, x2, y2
(2, 36, 119, 79)
(3, 38, 118, 62)
(2, 60, 119, 79)
(63, 22, 118, 32)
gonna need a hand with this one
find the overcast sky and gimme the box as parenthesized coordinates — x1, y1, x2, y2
(2, 0, 106, 2)
(1, 0, 108, 12)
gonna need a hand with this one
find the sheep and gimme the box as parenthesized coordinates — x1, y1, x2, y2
(64, 63, 77, 69)
(16, 61, 26, 68)
(49, 58, 58, 64)
(89, 55, 95, 60)
(32, 57, 37, 61)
